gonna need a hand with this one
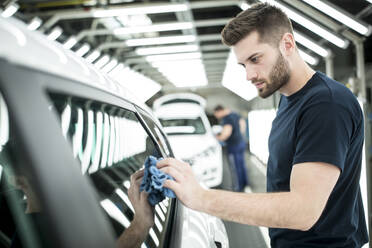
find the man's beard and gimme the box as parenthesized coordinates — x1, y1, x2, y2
(255, 52, 291, 98)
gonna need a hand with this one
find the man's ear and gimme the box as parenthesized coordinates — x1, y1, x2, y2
(280, 32, 296, 56)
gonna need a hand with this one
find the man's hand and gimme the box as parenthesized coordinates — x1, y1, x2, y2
(157, 158, 206, 211)
(128, 170, 154, 230)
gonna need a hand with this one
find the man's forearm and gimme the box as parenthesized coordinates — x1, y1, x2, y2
(198, 189, 317, 231)
(116, 219, 150, 248)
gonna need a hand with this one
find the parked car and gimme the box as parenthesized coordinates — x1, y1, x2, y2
(153, 93, 224, 188)
(0, 16, 228, 248)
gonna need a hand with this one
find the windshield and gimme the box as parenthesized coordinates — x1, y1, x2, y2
(160, 117, 206, 135)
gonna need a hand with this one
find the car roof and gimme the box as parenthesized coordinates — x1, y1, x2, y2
(153, 93, 206, 110)
(0, 16, 151, 113)
(154, 103, 204, 119)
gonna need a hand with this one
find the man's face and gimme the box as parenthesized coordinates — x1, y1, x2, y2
(214, 110, 224, 120)
(233, 31, 291, 98)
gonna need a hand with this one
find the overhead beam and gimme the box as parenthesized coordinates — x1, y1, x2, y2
(36, 1, 238, 30)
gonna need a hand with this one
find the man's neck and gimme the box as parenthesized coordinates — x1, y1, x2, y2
(280, 60, 315, 97)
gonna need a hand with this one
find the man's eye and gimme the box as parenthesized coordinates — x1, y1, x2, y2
(251, 57, 258, 63)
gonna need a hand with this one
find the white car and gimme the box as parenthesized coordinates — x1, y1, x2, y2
(0, 16, 228, 248)
(153, 93, 224, 188)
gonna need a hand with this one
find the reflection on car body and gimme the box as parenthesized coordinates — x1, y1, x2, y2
(0, 16, 228, 248)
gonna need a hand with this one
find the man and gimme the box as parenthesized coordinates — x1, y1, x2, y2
(156, 3, 369, 247)
(214, 105, 249, 191)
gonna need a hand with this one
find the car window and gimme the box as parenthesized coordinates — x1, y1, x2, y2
(0, 92, 54, 248)
(48, 93, 173, 248)
(159, 117, 207, 135)
(137, 109, 172, 158)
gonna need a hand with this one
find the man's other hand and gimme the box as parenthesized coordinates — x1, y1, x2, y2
(129, 170, 154, 230)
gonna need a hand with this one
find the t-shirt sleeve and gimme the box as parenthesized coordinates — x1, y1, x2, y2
(293, 102, 353, 172)
(222, 115, 234, 126)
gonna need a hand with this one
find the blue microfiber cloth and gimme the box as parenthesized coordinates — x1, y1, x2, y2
(140, 156, 176, 206)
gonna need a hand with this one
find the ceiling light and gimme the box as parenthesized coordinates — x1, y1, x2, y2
(47, 26, 63, 41)
(222, 51, 257, 101)
(125, 35, 196, 46)
(366, 0, 372, 4)
(294, 31, 329, 57)
(108, 63, 125, 76)
(111, 68, 161, 102)
(114, 22, 193, 35)
(145, 52, 202, 62)
(94, 55, 110, 69)
(136, 44, 199, 56)
(102, 59, 118, 73)
(240, 2, 251, 10)
(92, 4, 188, 18)
(27, 17, 42, 31)
(63, 36, 78, 49)
(298, 49, 318, 65)
(76, 44, 91, 57)
(1, 2, 19, 18)
(153, 60, 208, 87)
(262, 0, 349, 48)
(86, 50, 101, 63)
(301, 0, 371, 36)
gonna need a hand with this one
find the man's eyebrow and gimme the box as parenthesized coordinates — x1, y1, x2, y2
(246, 52, 259, 62)
(237, 52, 260, 66)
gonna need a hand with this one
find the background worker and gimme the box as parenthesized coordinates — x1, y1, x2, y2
(156, 3, 369, 247)
(214, 105, 249, 191)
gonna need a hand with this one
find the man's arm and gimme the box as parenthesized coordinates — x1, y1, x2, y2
(117, 170, 154, 248)
(157, 158, 340, 231)
(216, 124, 232, 141)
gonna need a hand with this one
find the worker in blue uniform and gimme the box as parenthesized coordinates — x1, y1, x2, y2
(214, 105, 249, 192)
(156, 2, 369, 247)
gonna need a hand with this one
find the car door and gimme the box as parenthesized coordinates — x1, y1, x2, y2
(0, 61, 175, 248)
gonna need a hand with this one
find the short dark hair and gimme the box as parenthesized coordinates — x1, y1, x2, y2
(214, 105, 224, 112)
(221, 3, 293, 47)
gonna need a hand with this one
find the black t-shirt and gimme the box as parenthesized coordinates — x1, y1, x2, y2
(221, 112, 244, 147)
(267, 71, 368, 247)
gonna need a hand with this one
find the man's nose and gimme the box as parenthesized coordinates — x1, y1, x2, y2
(245, 67, 258, 81)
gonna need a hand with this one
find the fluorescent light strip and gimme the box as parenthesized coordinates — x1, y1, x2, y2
(115, 189, 134, 212)
(114, 22, 193, 35)
(298, 49, 318, 65)
(294, 31, 329, 57)
(100, 199, 130, 228)
(28, 17, 42, 31)
(63, 36, 78, 49)
(100, 113, 110, 169)
(136, 44, 198, 55)
(94, 55, 110, 69)
(90, 111, 103, 174)
(367, 0, 372, 4)
(92, 4, 188, 18)
(1, 3, 19, 18)
(108, 63, 125, 76)
(146, 52, 201, 62)
(47, 26, 63, 41)
(301, 0, 371, 36)
(125, 35, 196, 46)
(149, 228, 159, 247)
(102, 59, 118, 73)
(76, 44, 90, 57)
(262, 0, 348, 48)
(81, 110, 94, 174)
(61, 104, 71, 138)
(86, 50, 101, 63)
